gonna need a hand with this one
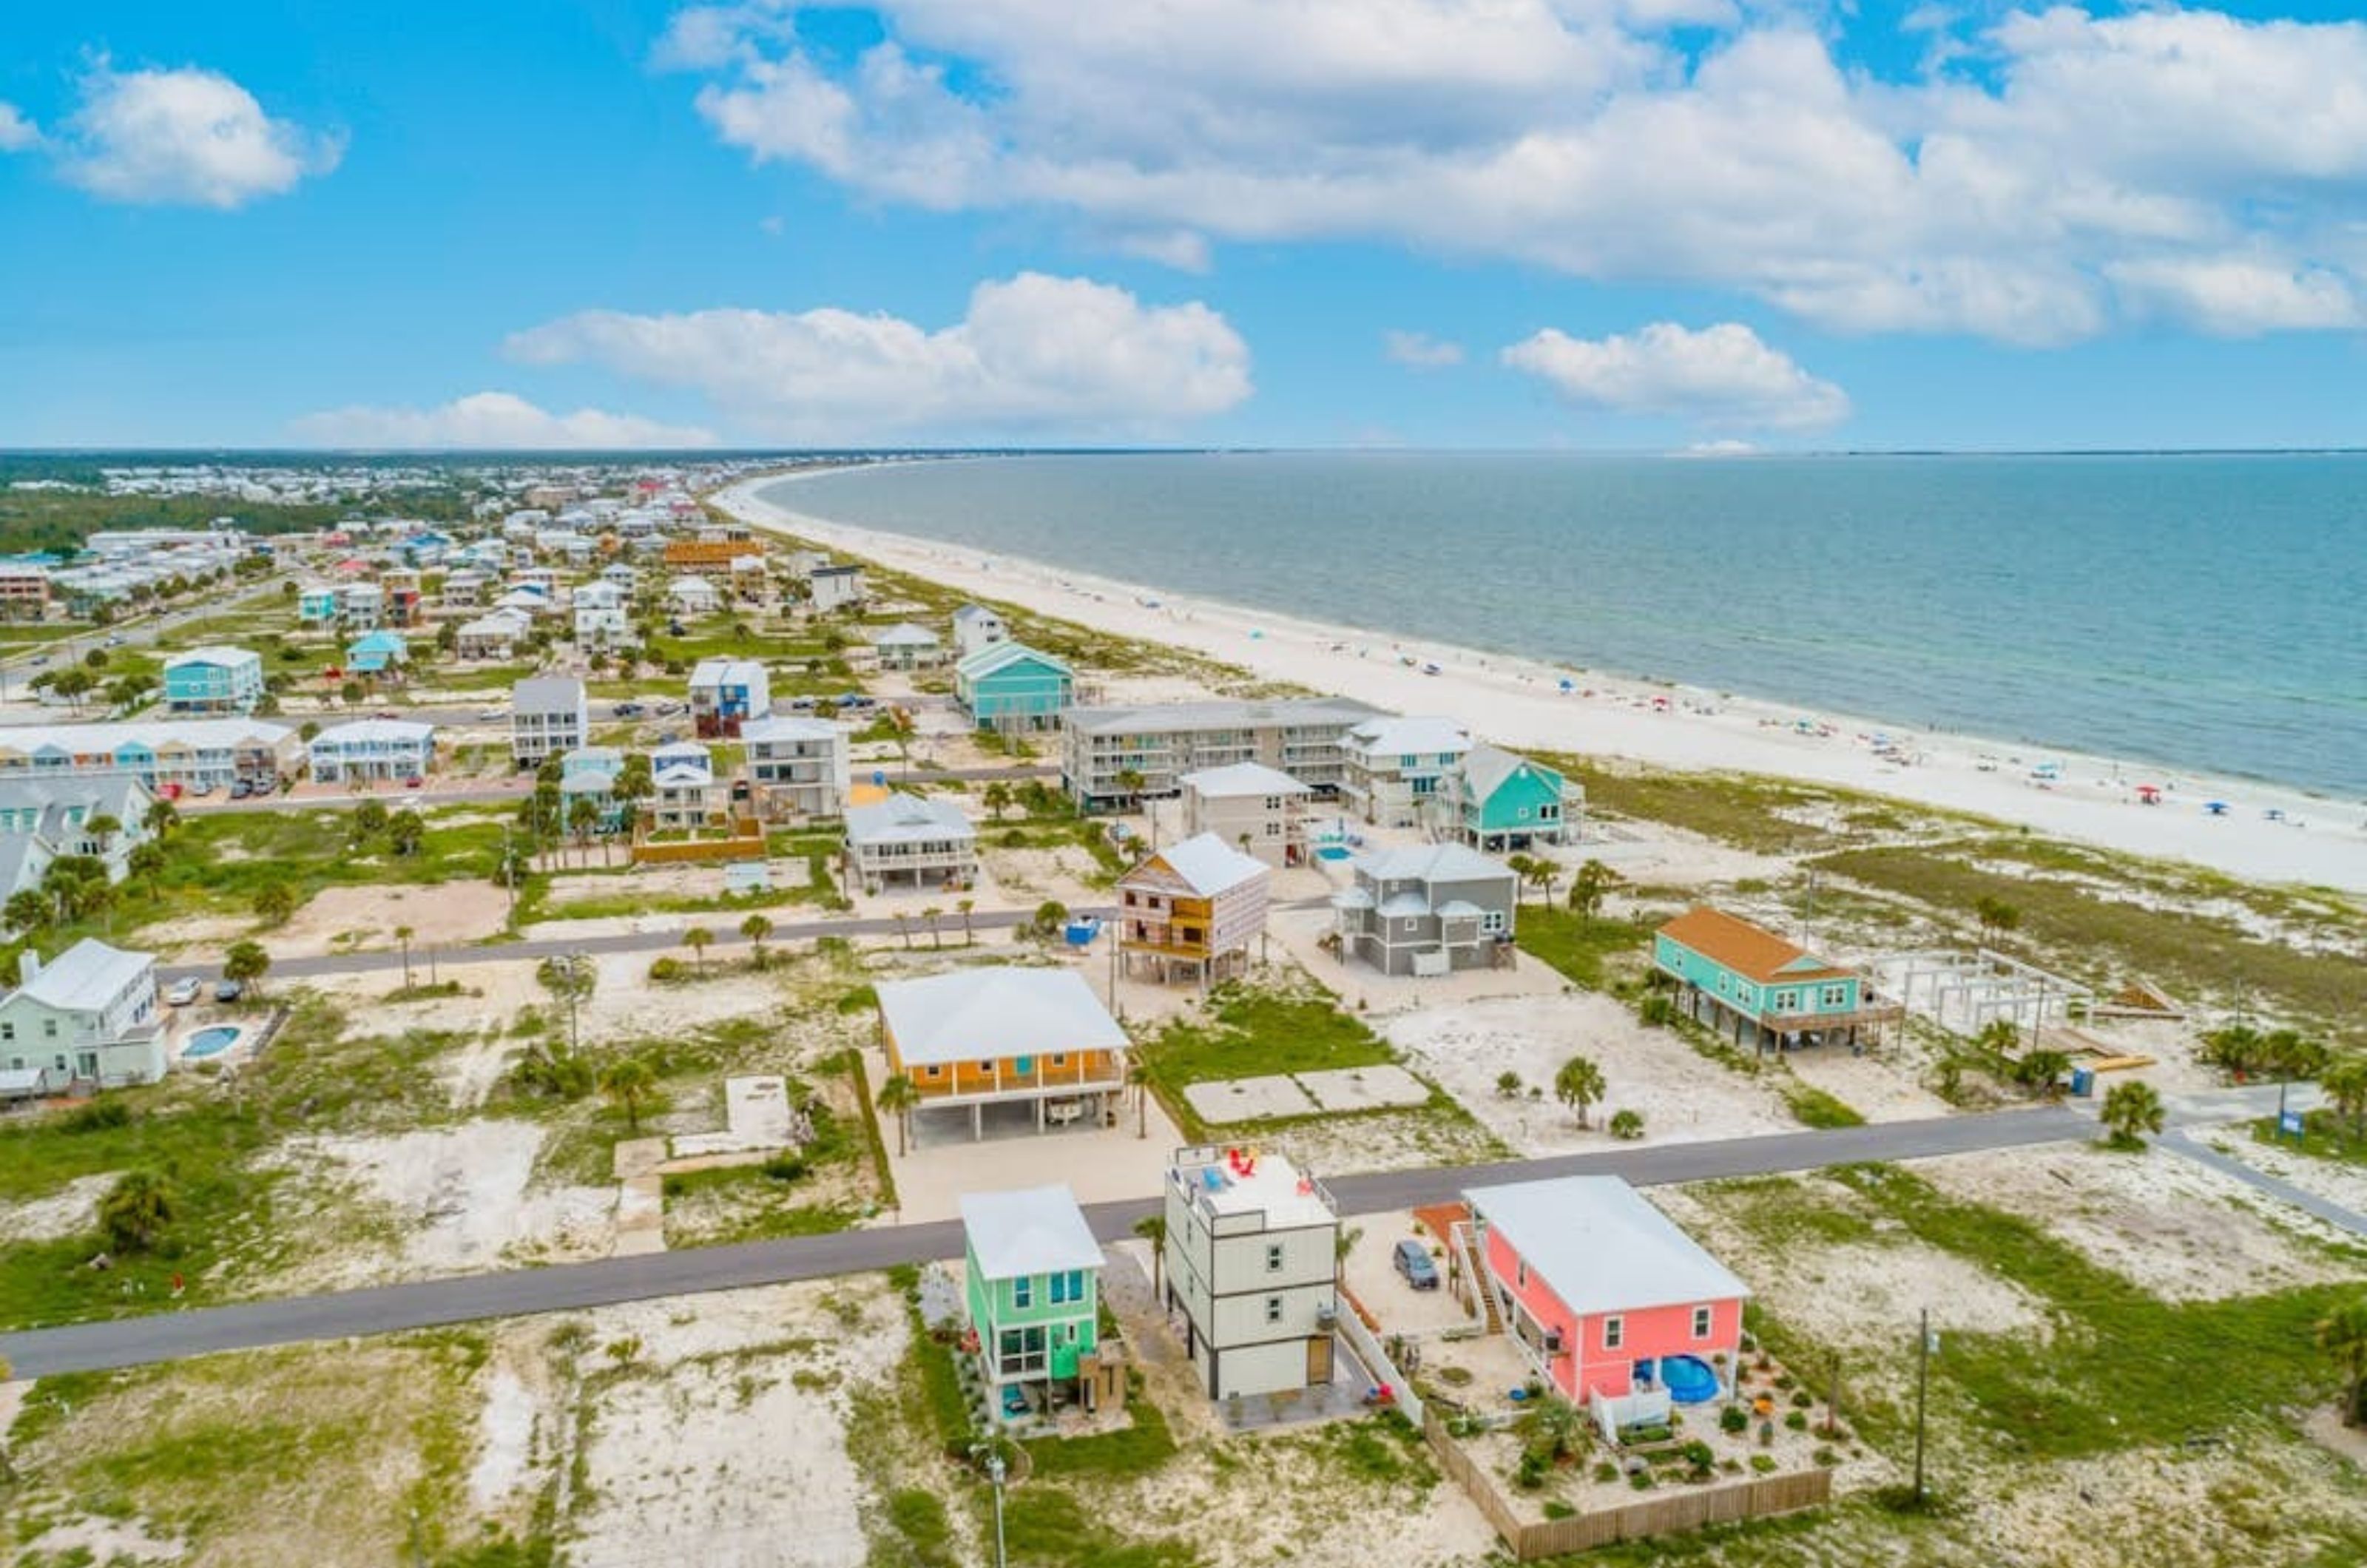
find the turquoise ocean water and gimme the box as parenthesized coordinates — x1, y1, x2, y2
(766, 453, 2366, 800)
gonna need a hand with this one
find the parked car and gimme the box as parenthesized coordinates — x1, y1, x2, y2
(104, 634, 126, 647)
(229, 779, 252, 800)
(476, 706, 503, 721)
(1393, 1239, 1440, 1290)
(30, 653, 49, 666)
(612, 701, 645, 717)
(166, 977, 202, 1007)
(375, 709, 400, 720)
(213, 979, 245, 1004)
(189, 780, 215, 797)
(653, 700, 684, 715)
(404, 774, 425, 788)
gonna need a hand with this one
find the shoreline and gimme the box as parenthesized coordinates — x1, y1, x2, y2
(715, 475, 2367, 896)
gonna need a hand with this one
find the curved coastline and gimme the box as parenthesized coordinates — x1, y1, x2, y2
(715, 470, 2367, 895)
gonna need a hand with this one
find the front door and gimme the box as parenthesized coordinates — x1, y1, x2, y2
(1306, 1334, 1333, 1385)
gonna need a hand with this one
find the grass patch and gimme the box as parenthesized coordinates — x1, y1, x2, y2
(1140, 983, 1394, 1088)
(1539, 758, 1854, 856)
(1813, 844, 2364, 1045)
(2251, 1109, 2367, 1168)
(1000, 1484, 1204, 1568)
(1025, 1385, 1177, 1479)
(1513, 905, 1655, 990)
(1830, 1163, 2351, 1458)
(1778, 1081, 1866, 1129)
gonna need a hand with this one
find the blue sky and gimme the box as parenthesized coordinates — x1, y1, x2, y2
(3, 1, 2366, 450)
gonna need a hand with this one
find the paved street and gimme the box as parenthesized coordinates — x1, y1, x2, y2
(158, 903, 1116, 982)
(0, 1105, 2091, 1378)
(176, 760, 1058, 816)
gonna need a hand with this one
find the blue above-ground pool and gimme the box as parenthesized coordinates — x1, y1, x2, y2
(181, 1025, 243, 1061)
(1658, 1354, 1721, 1404)
(1315, 845, 1351, 862)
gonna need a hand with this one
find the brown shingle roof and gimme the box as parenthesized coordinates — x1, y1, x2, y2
(1657, 906, 1851, 985)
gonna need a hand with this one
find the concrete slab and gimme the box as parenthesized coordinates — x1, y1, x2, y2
(671, 1073, 799, 1158)
(1296, 1064, 1431, 1113)
(1186, 1074, 1318, 1125)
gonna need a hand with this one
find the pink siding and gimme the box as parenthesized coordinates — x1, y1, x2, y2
(1484, 1226, 1746, 1405)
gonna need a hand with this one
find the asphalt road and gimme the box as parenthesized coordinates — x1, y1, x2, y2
(158, 904, 1118, 983)
(0, 1105, 2090, 1379)
(178, 762, 1058, 817)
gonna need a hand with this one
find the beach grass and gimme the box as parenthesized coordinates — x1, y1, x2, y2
(1511, 904, 1655, 991)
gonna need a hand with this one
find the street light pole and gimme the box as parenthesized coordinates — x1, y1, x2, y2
(1913, 1307, 1934, 1504)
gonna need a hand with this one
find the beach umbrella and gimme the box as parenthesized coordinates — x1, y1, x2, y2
(2205, 801, 2229, 816)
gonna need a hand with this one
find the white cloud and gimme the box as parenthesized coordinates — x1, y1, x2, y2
(661, 1, 2367, 343)
(1502, 322, 1850, 432)
(504, 272, 1252, 439)
(290, 393, 717, 450)
(1384, 330, 1464, 368)
(0, 102, 39, 153)
(1107, 229, 1212, 273)
(57, 64, 341, 208)
(2104, 256, 2363, 337)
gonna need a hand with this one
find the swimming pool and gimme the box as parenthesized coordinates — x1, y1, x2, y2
(1655, 1354, 1721, 1405)
(1314, 845, 1351, 862)
(181, 1025, 244, 1061)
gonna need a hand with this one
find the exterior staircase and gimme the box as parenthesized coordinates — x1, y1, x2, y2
(1451, 1221, 1502, 1334)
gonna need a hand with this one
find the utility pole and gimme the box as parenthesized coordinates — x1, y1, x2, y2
(1913, 1308, 1934, 1505)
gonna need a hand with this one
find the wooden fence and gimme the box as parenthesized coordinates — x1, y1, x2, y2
(630, 817, 766, 865)
(1421, 1408, 1831, 1560)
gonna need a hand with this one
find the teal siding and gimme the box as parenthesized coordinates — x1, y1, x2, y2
(1652, 934, 1860, 1022)
(959, 652, 1074, 726)
(964, 1240, 1101, 1384)
(1467, 760, 1566, 835)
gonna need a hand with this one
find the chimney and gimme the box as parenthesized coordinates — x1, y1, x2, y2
(19, 950, 41, 984)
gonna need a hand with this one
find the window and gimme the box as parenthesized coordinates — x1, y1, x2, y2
(1266, 1296, 1283, 1324)
(1692, 1305, 1713, 1339)
(0, 1024, 11, 1042)
(1482, 910, 1508, 936)
(1820, 984, 1850, 1008)
(1051, 1054, 1067, 1067)
(1603, 1317, 1624, 1351)
(42, 1019, 56, 1038)
(1266, 1243, 1283, 1272)
(924, 1064, 942, 1078)
(1013, 1277, 1032, 1308)
(1516, 1260, 1527, 1289)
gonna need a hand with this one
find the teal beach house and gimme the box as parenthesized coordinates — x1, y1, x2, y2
(954, 641, 1075, 732)
(1653, 906, 1892, 1052)
(1453, 743, 1580, 853)
(960, 1184, 1118, 1424)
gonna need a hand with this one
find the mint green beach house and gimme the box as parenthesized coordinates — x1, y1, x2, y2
(961, 1183, 1121, 1423)
(1454, 743, 1579, 854)
(954, 641, 1075, 733)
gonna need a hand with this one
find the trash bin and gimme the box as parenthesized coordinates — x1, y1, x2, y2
(2070, 1067, 2095, 1098)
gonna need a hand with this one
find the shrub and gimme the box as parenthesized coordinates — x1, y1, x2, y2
(1720, 1406, 1750, 1435)
(1542, 1501, 1576, 1520)
(1629, 1470, 1656, 1490)
(1513, 1450, 1548, 1490)
(1638, 995, 1678, 1027)
(1749, 1454, 1777, 1475)
(1678, 1441, 1715, 1476)
(1791, 1389, 1814, 1409)
(761, 1154, 808, 1183)
(1609, 1108, 1645, 1140)
(648, 956, 685, 982)
(1813, 1447, 1840, 1467)
(61, 1097, 132, 1133)
(1784, 1411, 1809, 1431)
(1592, 1461, 1618, 1484)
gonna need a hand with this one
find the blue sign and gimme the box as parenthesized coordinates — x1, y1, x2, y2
(2279, 1109, 2306, 1139)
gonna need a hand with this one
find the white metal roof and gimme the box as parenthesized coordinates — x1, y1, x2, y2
(1346, 714, 1471, 757)
(310, 718, 436, 746)
(163, 645, 259, 671)
(1138, 832, 1267, 897)
(1179, 760, 1312, 799)
(1465, 1175, 1749, 1318)
(740, 715, 843, 745)
(876, 966, 1127, 1067)
(1459, 742, 1557, 802)
(845, 791, 974, 847)
(961, 1184, 1104, 1281)
(1355, 842, 1513, 885)
(18, 939, 153, 1013)
(871, 622, 941, 646)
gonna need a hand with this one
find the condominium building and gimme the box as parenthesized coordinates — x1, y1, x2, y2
(0, 720, 298, 794)
(1061, 697, 1383, 813)
(161, 646, 266, 715)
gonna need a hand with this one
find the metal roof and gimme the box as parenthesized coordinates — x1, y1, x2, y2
(960, 1184, 1104, 1281)
(845, 791, 975, 846)
(1179, 760, 1312, 799)
(16, 939, 154, 1013)
(1130, 832, 1268, 897)
(1466, 1175, 1750, 1318)
(876, 966, 1127, 1067)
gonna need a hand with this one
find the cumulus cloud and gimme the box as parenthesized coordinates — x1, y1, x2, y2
(1384, 330, 1464, 368)
(1502, 322, 1850, 432)
(2104, 256, 2363, 337)
(0, 102, 39, 153)
(504, 272, 1252, 439)
(658, 1, 2367, 343)
(56, 64, 341, 208)
(290, 393, 717, 450)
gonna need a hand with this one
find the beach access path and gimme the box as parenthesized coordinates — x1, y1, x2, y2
(0, 1089, 2297, 1380)
(716, 479, 2367, 897)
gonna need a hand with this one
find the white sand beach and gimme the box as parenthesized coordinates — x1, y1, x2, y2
(718, 476, 2367, 896)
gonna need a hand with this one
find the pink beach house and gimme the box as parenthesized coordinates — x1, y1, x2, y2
(1465, 1176, 1749, 1426)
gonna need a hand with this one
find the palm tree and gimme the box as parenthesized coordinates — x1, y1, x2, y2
(1505, 854, 1537, 905)
(2318, 1298, 2367, 1427)
(894, 912, 912, 950)
(387, 808, 425, 858)
(100, 1169, 175, 1252)
(956, 898, 975, 947)
(84, 813, 122, 855)
(922, 905, 943, 949)
(1567, 859, 1623, 924)
(2322, 1052, 2367, 1142)
(3, 888, 47, 934)
(1334, 1224, 1363, 1285)
(982, 781, 1013, 822)
(1524, 856, 1558, 906)
(684, 926, 714, 973)
(599, 1056, 658, 1133)
(223, 939, 271, 996)
(740, 912, 774, 967)
(568, 797, 601, 868)
(1115, 768, 1147, 809)
(394, 925, 416, 989)
(1555, 1053, 1607, 1129)
(143, 797, 179, 837)
(2098, 1078, 2164, 1149)
(2015, 1048, 2073, 1099)
(1133, 1213, 1167, 1299)
(251, 880, 297, 927)
(875, 1071, 919, 1156)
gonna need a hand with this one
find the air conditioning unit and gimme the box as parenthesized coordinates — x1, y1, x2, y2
(1542, 1330, 1564, 1353)
(1315, 1301, 1338, 1327)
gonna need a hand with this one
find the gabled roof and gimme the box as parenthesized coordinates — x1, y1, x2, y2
(1656, 906, 1851, 985)
(961, 1184, 1104, 1281)
(1467, 1175, 1749, 1318)
(689, 658, 766, 688)
(16, 939, 153, 1013)
(651, 741, 712, 771)
(312, 718, 435, 746)
(740, 716, 843, 746)
(1459, 743, 1561, 802)
(956, 640, 1072, 681)
(1065, 695, 1378, 737)
(163, 645, 260, 672)
(1354, 842, 1513, 886)
(1130, 833, 1268, 898)
(1179, 760, 1311, 800)
(845, 791, 974, 846)
(513, 677, 586, 713)
(871, 622, 941, 646)
(877, 967, 1126, 1067)
(953, 603, 1003, 626)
